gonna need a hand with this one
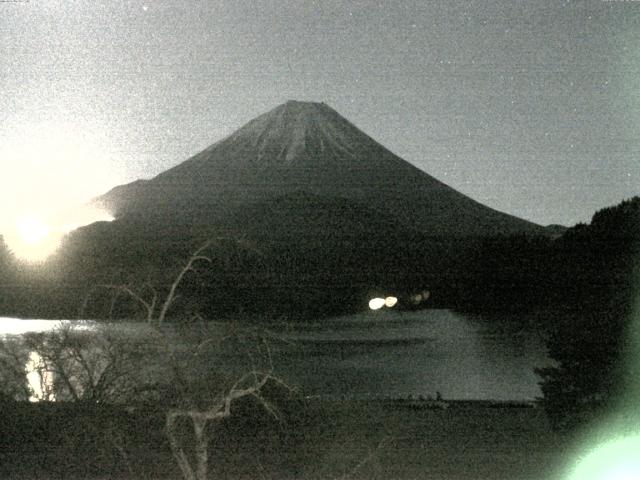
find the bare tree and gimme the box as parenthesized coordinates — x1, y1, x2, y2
(0, 335, 32, 401)
(0, 322, 157, 404)
(26, 324, 157, 403)
(0, 239, 403, 480)
(0, 323, 162, 478)
(84, 237, 260, 325)
(165, 364, 290, 480)
(96, 240, 292, 480)
(82, 243, 209, 325)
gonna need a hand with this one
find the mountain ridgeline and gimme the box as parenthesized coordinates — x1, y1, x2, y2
(94, 101, 541, 236)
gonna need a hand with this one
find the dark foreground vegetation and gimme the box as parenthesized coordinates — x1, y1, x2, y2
(0, 398, 568, 480)
(535, 197, 639, 431)
(0, 196, 638, 478)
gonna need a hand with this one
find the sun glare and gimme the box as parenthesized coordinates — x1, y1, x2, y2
(5, 215, 60, 262)
(569, 436, 640, 480)
(0, 121, 119, 262)
(17, 216, 51, 245)
(4, 208, 114, 263)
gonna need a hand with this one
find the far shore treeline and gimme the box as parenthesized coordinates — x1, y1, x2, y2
(0, 196, 637, 323)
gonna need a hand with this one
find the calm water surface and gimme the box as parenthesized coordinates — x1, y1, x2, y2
(0, 309, 550, 400)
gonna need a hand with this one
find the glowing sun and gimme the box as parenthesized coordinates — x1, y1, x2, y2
(4, 208, 115, 263)
(7, 215, 61, 262)
(17, 216, 51, 245)
(0, 121, 118, 262)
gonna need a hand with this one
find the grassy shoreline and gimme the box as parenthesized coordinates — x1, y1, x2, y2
(0, 398, 571, 480)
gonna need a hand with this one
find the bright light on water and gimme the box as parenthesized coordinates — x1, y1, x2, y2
(25, 351, 55, 402)
(569, 436, 640, 480)
(368, 298, 385, 310)
(370, 296, 398, 309)
(0, 318, 94, 336)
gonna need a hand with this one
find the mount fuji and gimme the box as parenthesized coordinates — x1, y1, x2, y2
(55, 101, 553, 318)
(94, 100, 541, 237)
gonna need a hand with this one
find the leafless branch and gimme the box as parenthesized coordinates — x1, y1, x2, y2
(157, 241, 213, 326)
(334, 436, 389, 480)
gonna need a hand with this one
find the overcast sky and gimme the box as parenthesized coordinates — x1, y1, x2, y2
(1, 0, 639, 227)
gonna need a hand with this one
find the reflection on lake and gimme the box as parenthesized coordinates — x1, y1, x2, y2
(0, 309, 550, 401)
(272, 309, 550, 401)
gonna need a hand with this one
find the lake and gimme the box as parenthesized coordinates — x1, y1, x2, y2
(0, 309, 550, 401)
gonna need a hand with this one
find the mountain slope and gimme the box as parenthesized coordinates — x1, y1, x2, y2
(94, 101, 541, 236)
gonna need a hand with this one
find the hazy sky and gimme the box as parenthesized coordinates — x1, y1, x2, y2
(1, 0, 639, 229)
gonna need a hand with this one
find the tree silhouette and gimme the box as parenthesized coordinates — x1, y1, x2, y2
(100, 240, 293, 480)
(536, 197, 639, 430)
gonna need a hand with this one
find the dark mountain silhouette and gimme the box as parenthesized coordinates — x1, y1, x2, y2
(0, 103, 631, 322)
(543, 224, 568, 238)
(94, 101, 542, 236)
(22, 100, 552, 320)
